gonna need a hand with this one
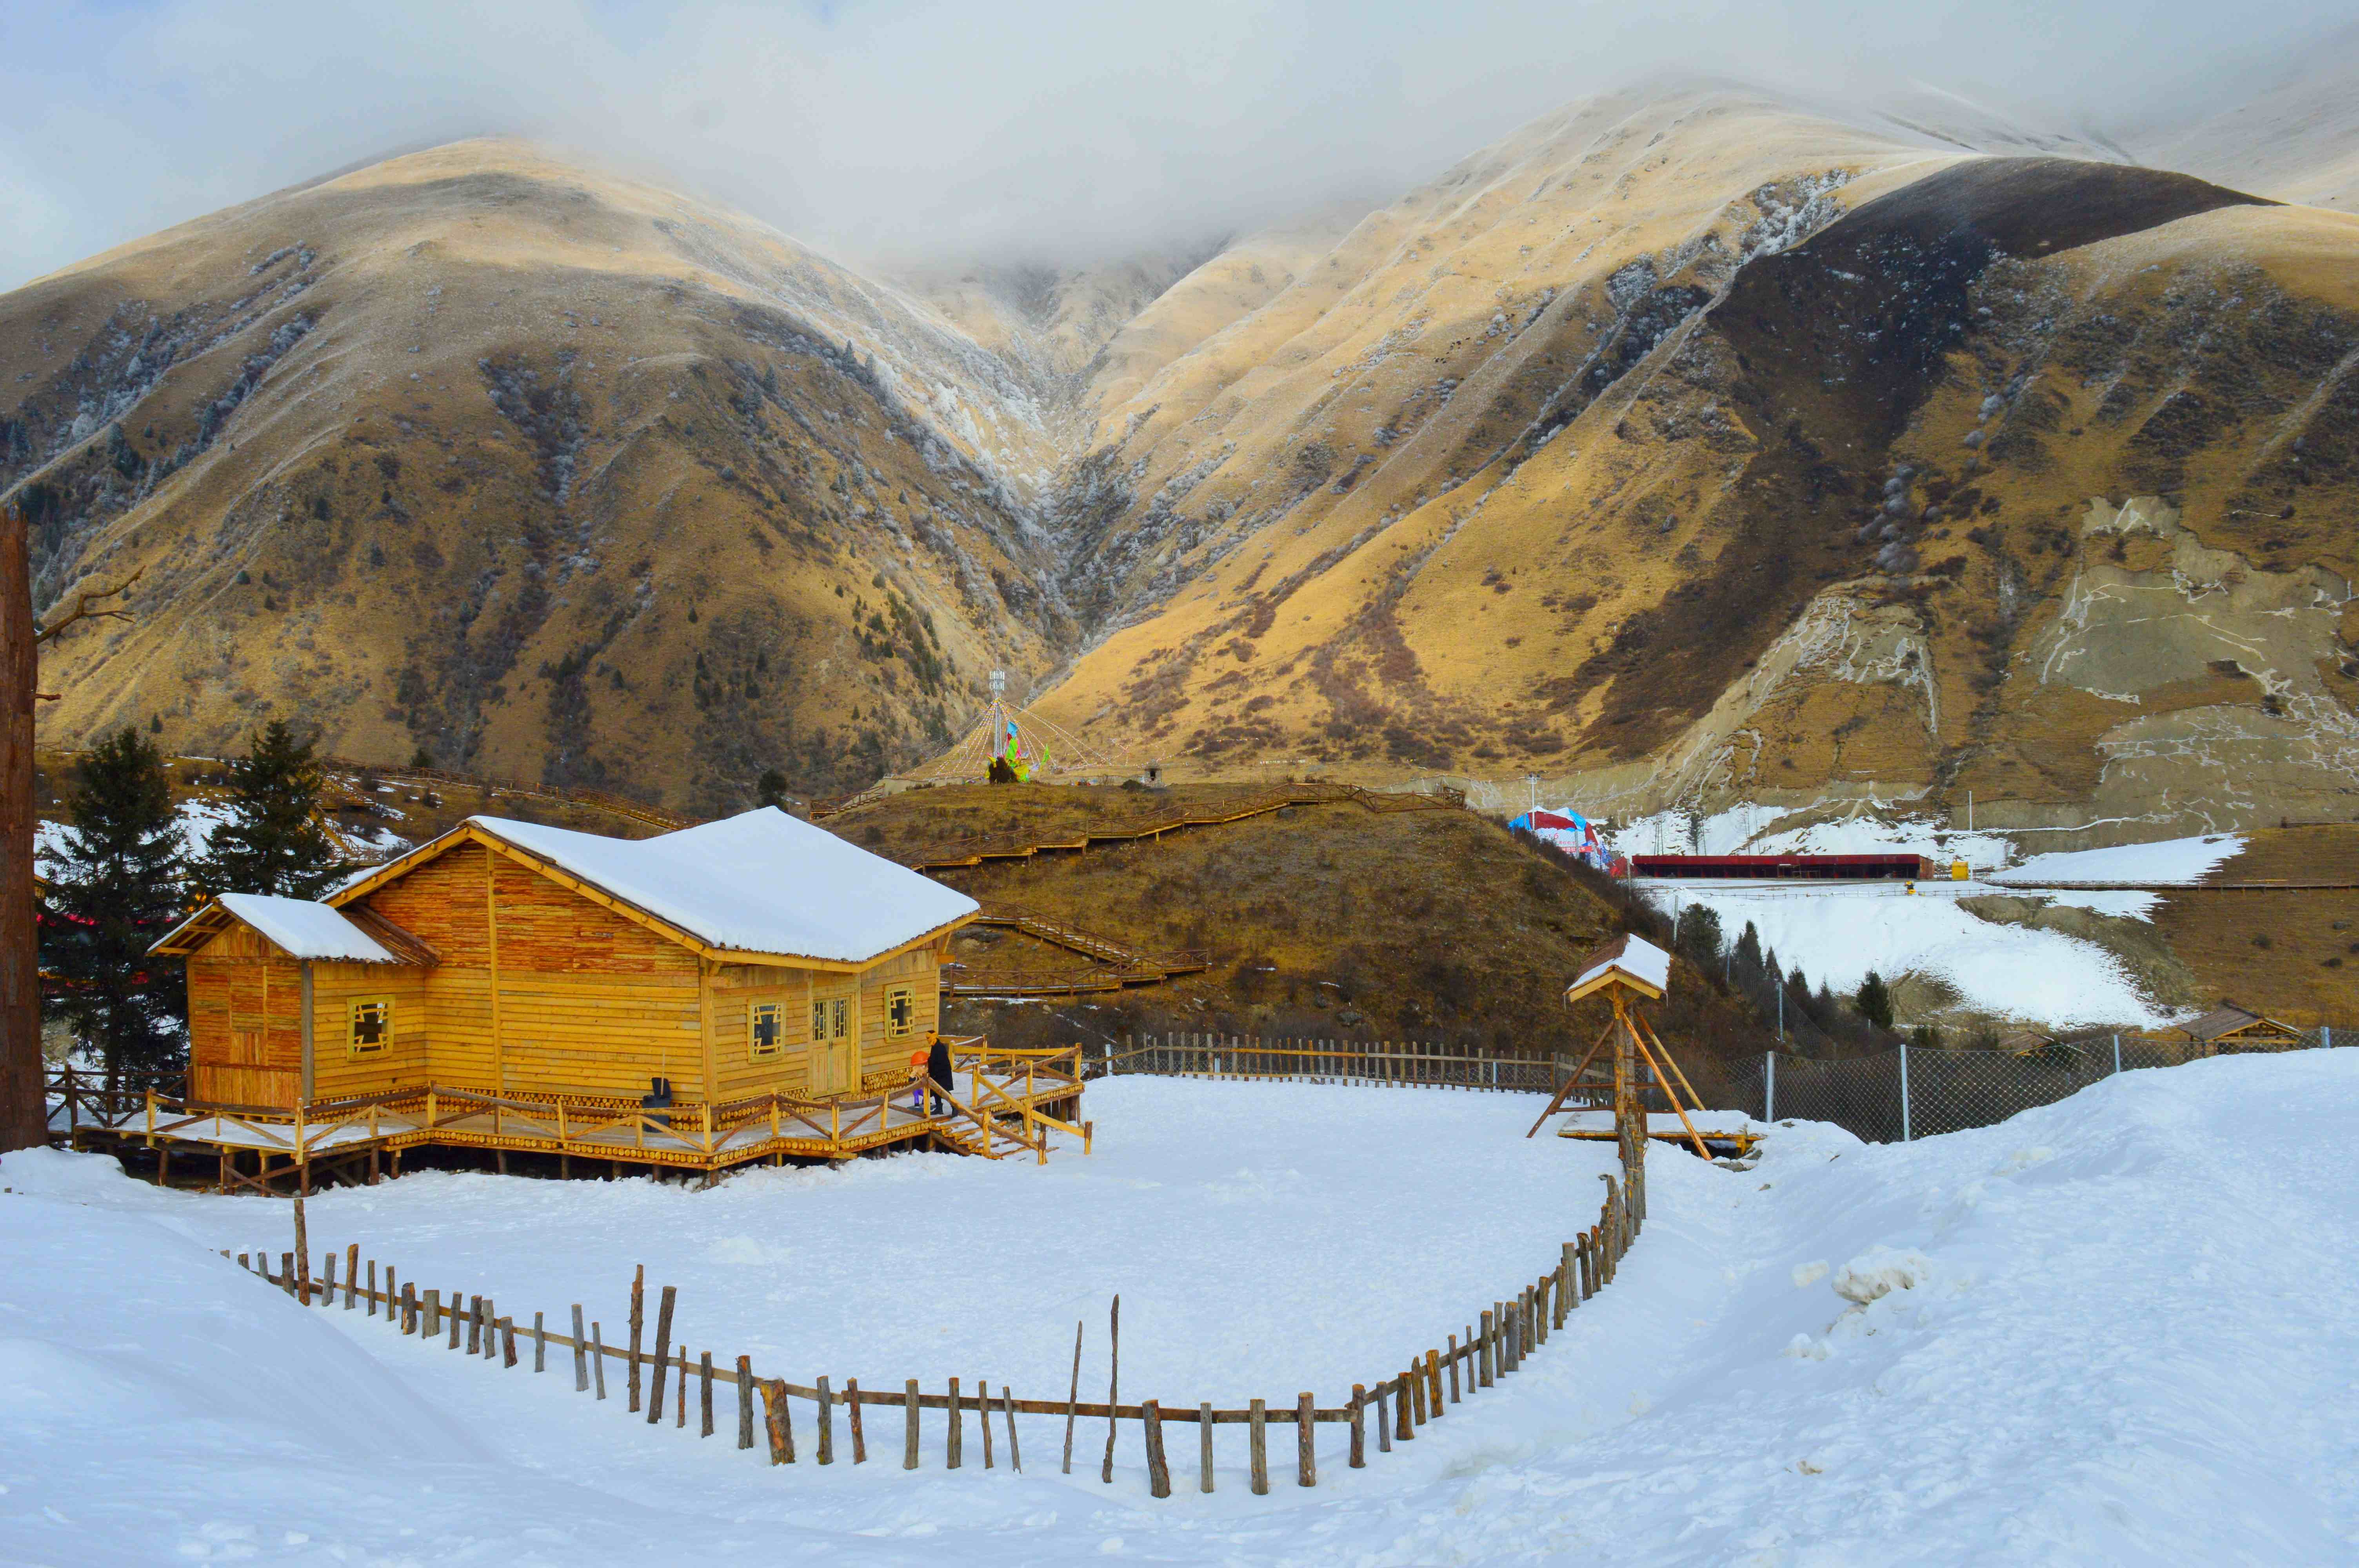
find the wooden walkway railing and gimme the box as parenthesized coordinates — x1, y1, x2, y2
(945, 907, 1210, 997)
(50, 1047, 1090, 1188)
(232, 1159, 1639, 1497)
(883, 781, 1463, 873)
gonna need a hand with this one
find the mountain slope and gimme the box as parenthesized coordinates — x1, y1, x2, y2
(1025, 85, 2359, 838)
(2, 140, 1074, 811)
(11, 76, 2359, 837)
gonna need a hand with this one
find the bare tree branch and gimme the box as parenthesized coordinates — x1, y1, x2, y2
(35, 566, 144, 644)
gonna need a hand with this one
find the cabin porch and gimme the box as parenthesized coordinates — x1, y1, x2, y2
(49, 1044, 1088, 1193)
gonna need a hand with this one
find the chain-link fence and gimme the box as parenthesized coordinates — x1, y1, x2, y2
(1754, 1028, 2355, 1144)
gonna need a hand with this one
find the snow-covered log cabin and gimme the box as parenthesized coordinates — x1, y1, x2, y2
(153, 809, 980, 1112)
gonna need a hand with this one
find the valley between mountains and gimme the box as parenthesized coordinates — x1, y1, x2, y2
(9, 73, 2359, 839)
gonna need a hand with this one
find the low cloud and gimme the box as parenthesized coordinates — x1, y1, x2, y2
(0, 0, 2347, 289)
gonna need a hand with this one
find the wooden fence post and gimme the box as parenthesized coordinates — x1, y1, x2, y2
(1479, 1310, 1494, 1386)
(627, 1267, 644, 1413)
(1000, 1386, 1018, 1472)
(849, 1379, 867, 1463)
(573, 1306, 589, 1391)
(646, 1286, 676, 1425)
(816, 1376, 834, 1465)
(345, 1243, 358, 1309)
(1200, 1401, 1216, 1492)
(1296, 1393, 1316, 1486)
(1375, 1384, 1391, 1452)
(591, 1323, 607, 1399)
(736, 1357, 755, 1448)
(423, 1288, 440, 1339)
(533, 1312, 546, 1373)
(1397, 1371, 1415, 1440)
(1349, 1386, 1367, 1468)
(1142, 1401, 1170, 1497)
(368, 1260, 380, 1318)
(904, 1379, 921, 1470)
(1560, 1243, 1577, 1321)
(761, 1379, 795, 1463)
(700, 1352, 715, 1437)
(978, 1379, 994, 1470)
(947, 1377, 963, 1470)
(1248, 1398, 1269, 1495)
(1447, 1335, 1461, 1403)
(1426, 1350, 1443, 1417)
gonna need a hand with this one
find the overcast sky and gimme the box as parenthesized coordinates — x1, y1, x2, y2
(0, 0, 2343, 290)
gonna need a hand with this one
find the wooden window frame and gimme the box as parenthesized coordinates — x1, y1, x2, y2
(347, 996, 393, 1058)
(884, 984, 916, 1039)
(749, 1001, 785, 1062)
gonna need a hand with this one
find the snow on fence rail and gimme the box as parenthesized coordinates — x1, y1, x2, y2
(227, 1172, 1641, 1498)
(1096, 1034, 1568, 1094)
(1756, 1031, 2356, 1144)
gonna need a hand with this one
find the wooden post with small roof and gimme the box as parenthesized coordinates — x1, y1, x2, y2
(1527, 936, 1711, 1214)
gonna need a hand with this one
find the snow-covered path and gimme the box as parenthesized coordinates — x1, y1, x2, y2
(5, 1062, 2357, 1564)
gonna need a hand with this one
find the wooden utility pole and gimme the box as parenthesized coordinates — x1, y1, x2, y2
(0, 502, 39, 1152)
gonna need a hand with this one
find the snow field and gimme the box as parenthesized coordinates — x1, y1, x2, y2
(1649, 880, 2178, 1026)
(7, 1059, 2359, 1564)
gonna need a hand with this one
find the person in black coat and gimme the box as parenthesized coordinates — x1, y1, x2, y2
(927, 1036, 955, 1114)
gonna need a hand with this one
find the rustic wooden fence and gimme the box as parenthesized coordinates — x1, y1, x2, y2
(231, 1171, 1639, 1497)
(1098, 1034, 1573, 1096)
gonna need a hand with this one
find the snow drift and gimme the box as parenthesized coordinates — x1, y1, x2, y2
(5, 1058, 2357, 1563)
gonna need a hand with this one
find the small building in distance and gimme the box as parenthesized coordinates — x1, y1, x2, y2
(2175, 1001, 2309, 1053)
(155, 808, 980, 1112)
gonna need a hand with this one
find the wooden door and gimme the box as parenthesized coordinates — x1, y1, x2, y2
(806, 987, 858, 1095)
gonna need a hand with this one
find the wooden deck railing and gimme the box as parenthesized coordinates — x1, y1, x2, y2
(84, 1042, 1087, 1186)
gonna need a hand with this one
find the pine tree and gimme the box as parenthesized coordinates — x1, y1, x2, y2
(756, 768, 790, 811)
(1855, 970, 1895, 1032)
(193, 721, 347, 899)
(42, 727, 189, 1075)
(1734, 920, 1764, 977)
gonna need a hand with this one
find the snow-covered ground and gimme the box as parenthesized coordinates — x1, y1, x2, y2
(1596, 802, 2250, 1024)
(1647, 880, 2177, 1026)
(1999, 835, 2245, 886)
(7, 1062, 2359, 1564)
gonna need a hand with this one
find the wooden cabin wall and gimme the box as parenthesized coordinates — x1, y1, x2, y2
(482, 855, 703, 1100)
(184, 927, 304, 1108)
(357, 842, 494, 1089)
(707, 962, 819, 1100)
(705, 946, 941, 1100)
(858, 947, 940, 1067)
(309, 962, 429, 1100)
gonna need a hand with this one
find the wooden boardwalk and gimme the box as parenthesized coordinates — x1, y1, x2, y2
(882, 782, 1460, 874)
(946, 906, 1210, 996)
(50, 1046, 1087, 1193)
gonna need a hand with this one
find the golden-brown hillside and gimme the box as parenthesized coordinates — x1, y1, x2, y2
(3, 141, 1080, 814)
(1035, 84, 2359, 844)
(11, 79, 2359, 845)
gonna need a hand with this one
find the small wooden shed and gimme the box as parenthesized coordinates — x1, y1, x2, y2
(2177, 1001, 2308, 1053)
(154, 808, 980, 1111)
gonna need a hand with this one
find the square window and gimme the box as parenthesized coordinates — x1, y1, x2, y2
(750, 1002, 783, 1061)
(885, 985, 916, 1038)
(349, 998, 391, 1057)
(810, 998, 829, 1039)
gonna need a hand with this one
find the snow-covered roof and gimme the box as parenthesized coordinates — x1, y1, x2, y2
(1567, 933, 1672, 998)
(167, 893, 409, 962)
(444, 809, 978, 963)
